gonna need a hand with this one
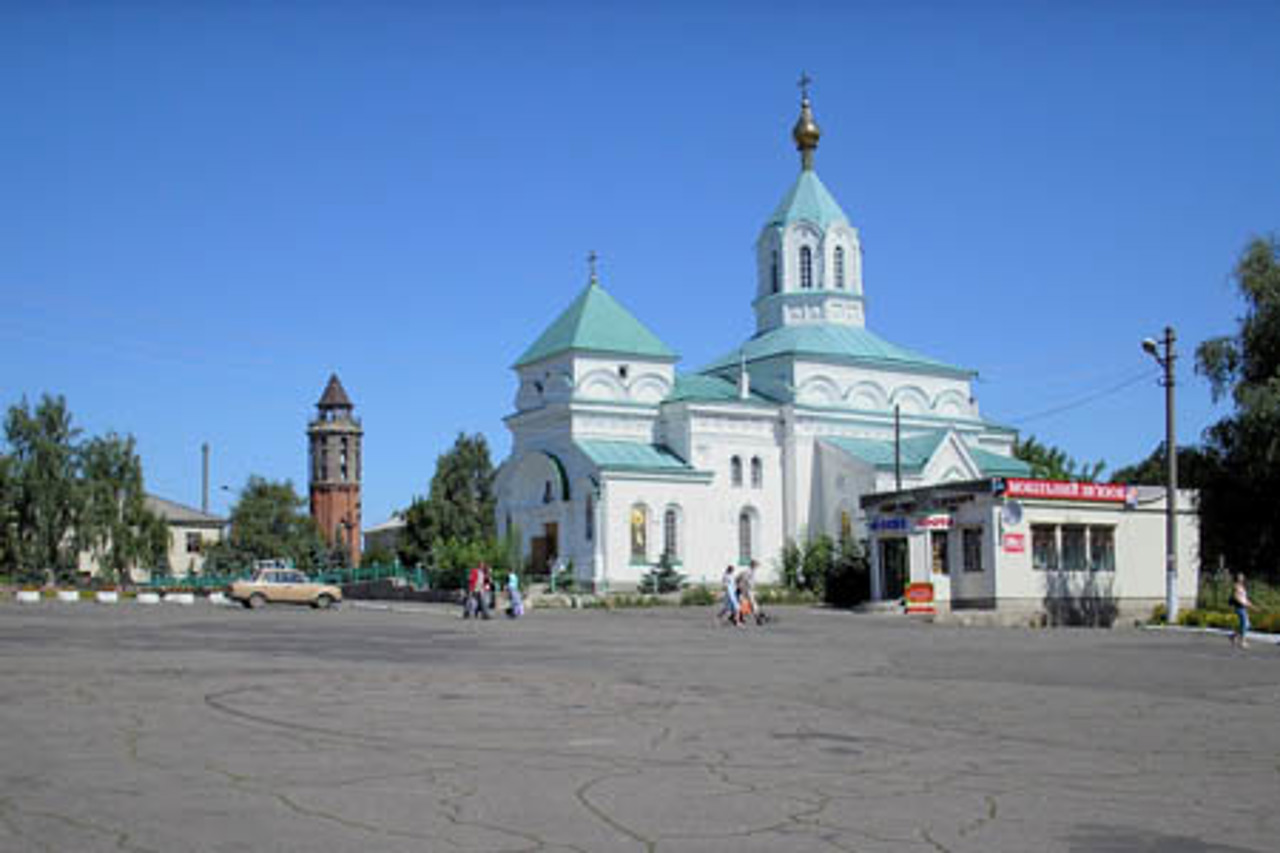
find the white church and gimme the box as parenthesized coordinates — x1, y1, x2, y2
(494, 88, 1029, 592)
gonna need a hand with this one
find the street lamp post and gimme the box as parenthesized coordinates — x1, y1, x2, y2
(1142, 327, 1178, 623)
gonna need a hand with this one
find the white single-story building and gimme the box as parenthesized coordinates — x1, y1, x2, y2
(861, 477, 1200, 624)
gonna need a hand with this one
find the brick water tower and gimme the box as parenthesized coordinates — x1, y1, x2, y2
(308, 374, 362, 567)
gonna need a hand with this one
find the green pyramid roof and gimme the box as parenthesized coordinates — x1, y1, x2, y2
(702, 324, 972, 378)
(823, 431, 948, 472)
(766, 170, 849, 230)
(515, 281, 678, 368)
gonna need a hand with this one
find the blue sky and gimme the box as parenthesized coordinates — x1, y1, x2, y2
(4, 1, 1279, 527)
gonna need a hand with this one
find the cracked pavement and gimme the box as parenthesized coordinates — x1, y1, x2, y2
(0, 603, 1276, 852)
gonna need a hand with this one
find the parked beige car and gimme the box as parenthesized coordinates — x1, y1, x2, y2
(230, 568, 342, 610)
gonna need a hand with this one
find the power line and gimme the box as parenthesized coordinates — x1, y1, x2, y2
(1006, 368, 1161, 425)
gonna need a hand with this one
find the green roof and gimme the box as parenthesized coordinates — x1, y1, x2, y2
(824, 432, 948, 472)
(666, 374, 779, 404)
(766, 170, 849, 230)
(575, 440, 693, 472)
(515, 281, 677, 368)
(702, 324, 970, 376)
(967, 446, 1031, 476)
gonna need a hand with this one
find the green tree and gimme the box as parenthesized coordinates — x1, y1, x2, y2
(204, 477, 329, 573)
(1013, 435, 1105, 482)
(1194, 235, 1280, 580)
(399, 433, 496, 569)
(78, 433, 168, 585)
(638, 552, 686, 594)
(0, 454, 19, 577)
(3, 395, 83, 582)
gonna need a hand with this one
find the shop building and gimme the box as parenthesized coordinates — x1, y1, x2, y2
(861, 478, 1199, 624)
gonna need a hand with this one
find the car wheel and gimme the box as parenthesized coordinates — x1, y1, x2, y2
(248, 593, 266, 610)
(315, 594, 334, 610)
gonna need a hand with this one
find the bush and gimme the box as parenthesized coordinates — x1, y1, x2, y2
(775, 536, 870, 607)
(756, 585, 819, 606)
(1253, 611, 1280, 633)
(680, 585, 716, 606)
(604, 594, 671, 609)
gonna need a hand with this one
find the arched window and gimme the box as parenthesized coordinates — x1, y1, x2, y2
(663, 507, 679, 562)
(730, 455, 743, 487)
(800, 246, 813, 289)
(585, 495, 594, 542)
(630, 505, 648, 562)
(770, 250, 779, 294)
(840, 510, 852, 544)
(738, 510, 754, 564)
(750, 456, 763, 488)
(834, 246, 845, 290)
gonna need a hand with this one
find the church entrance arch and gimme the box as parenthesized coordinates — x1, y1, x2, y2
(505, 451, 571, 576)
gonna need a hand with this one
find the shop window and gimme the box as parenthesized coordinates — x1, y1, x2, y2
(931, 530, 949, 575)
(1032, 525, 1058, 570)
(962, 527, 983, 573)
(1061, 525, 1087, 571)
(730, 455, 743, 487)
(750, 456, 763, 488)
(630, 505, 648, 563)
(1089, 526, 1115, 572)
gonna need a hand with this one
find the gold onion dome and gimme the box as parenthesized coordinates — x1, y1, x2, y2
(792, 90, 821, 170)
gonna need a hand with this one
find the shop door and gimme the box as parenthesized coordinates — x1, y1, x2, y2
(880, 538, 908, 600)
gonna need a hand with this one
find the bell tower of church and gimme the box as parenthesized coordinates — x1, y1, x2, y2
(308, 374, 362, 568)
(753, 77, 867, 334)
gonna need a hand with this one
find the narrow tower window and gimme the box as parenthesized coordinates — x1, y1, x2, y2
(585, 495, 594, 542)
(731, 455, 743, 487)
(800, 246, 813, 289)
(738, 510, 754, 564)
(663, 508, 679, 562)
(834, 246, 845, 289)
(770, 250, 779, 293)
(750, 456, 763, 488)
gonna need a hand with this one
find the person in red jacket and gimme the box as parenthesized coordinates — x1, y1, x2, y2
(466, 562, 491, 619)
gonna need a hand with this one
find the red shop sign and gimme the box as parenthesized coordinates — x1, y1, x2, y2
(1003, 478, 1133, 503)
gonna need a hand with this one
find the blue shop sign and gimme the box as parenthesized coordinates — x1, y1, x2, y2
(870, 517, 909, 533)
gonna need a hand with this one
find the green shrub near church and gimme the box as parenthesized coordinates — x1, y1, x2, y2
(778, 535, 869, 608)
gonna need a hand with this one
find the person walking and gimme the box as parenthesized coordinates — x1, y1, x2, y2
(1230, 573, 1256, 649)
(740, 560, 763, 625)
(506, 570, 524, 618)
(467, 562, 491, 620)
(719, 565, 741, 627)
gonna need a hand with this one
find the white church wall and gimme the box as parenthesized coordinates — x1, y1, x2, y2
(790, 361, 978, 420)
(572, 355, 674, 404)
(810, 442, 878, 541)
(922, 435, 980, 484)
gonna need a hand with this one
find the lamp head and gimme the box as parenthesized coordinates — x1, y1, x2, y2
(1141, 338, 1159, 358)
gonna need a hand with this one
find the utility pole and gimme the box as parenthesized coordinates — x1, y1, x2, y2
(1143, 327, 1178, 622)
(894, 405, 902, 492)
